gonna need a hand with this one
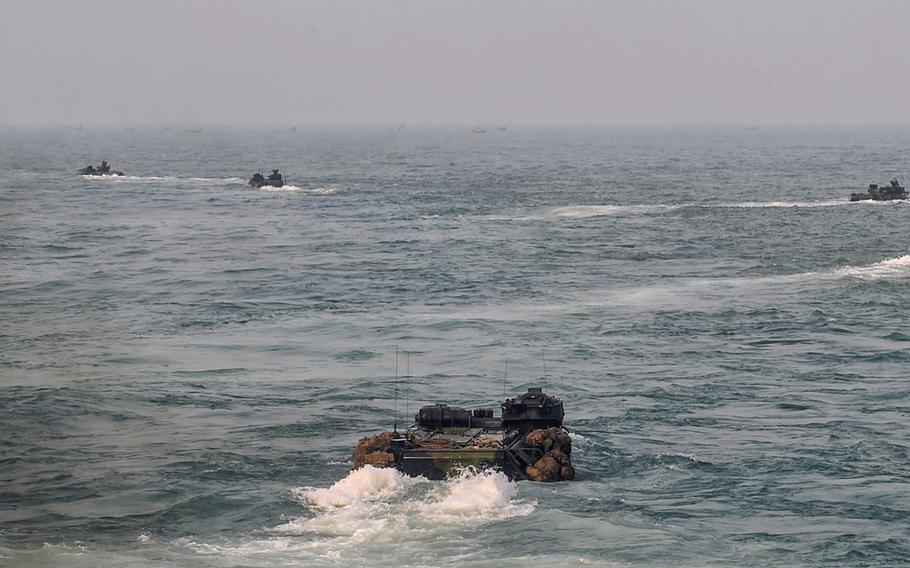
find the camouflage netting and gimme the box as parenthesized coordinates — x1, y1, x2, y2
(351, 431, 395, 470)
(351, 426, 575, 481)
(523, 427, 575, 482)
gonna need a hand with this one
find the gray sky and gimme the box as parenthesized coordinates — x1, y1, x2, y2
(2, 0, 909, 126)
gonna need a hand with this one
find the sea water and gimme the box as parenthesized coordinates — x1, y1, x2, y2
(1, 126, 908, 567)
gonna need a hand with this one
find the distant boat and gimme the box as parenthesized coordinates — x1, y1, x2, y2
(467, 127, 486, 134)
(184, 128, 203, 134)
(496, 125, 507, 131)
(289, 126, 298, 132)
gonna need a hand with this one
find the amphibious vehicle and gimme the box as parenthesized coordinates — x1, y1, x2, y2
(850, 177, 907, 202)
(352, 387, 575, 482)
(79, 161, 124, 176)
(249, 169, 284, 188)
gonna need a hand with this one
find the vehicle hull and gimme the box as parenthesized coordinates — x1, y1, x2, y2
(849, 193, 907, 202)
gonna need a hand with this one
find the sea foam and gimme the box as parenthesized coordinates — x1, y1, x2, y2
(835, 254, 910, 279)
(260, 184, 305, 192)
(281, 466, 533, 537)
(177, 466, 535, 564)
(298, 465, 415, 509)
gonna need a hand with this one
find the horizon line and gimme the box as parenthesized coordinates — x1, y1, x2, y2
(5, 122, 910, 130)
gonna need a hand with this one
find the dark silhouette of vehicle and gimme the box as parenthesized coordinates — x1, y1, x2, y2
(79, 160, 124, 176)
(850, 177, 907, 201)
(249, 169, 284, 188)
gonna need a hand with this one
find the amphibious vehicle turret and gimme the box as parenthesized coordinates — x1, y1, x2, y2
(351, 387, 575, 482)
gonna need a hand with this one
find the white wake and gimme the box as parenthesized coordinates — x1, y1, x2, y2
(834, 254, 910, 279)
(494, 198, 898, 221)
(175, 466, 535, 565)
(260, 185, 336, 194)
(82, 174, 245, 183)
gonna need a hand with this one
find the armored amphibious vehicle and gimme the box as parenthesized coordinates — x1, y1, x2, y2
(351, 387, 575, 482)
(850, 178, 907, 202)
(79, 161, 124, 176)
(249, 169, 284, 188)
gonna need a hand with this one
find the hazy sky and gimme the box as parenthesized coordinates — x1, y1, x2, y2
(2, 0, 909, 126)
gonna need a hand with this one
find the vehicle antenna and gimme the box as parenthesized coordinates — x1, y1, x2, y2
(393, 346, 399, 434)
(541, 349, 548, 391)
(405, 351, 411, 426)
(502, 356, 509, 402)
